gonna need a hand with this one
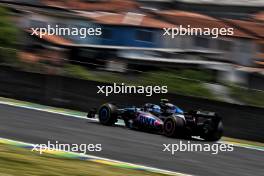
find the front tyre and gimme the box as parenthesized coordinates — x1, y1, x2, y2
(98, 103, 118, 126)
(164, 116, 185, 138)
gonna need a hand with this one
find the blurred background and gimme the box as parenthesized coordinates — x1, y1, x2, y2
(0, 2, 264, 176)
(0, 0, 264, 108)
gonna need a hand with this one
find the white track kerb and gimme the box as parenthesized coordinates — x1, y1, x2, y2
(0, 97, 263, 152)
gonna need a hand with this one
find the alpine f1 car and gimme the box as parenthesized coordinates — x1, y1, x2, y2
(87, 99, 223, 141)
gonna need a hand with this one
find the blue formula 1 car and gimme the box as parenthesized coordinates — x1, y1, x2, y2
(87, 99, 223, 141)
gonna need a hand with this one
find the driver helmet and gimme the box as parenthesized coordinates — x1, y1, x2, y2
(164, 103, 177, 114)
(152, 105, 161, 114)
(144, 103, 161, 114)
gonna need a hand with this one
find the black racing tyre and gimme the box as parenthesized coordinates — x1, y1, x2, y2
(164, 116, 185, 138)
(202, 121, 223, 141)
(98, 103, 118, 126)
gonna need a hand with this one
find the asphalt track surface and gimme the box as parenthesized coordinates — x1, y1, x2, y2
(0, 104, 263, 176)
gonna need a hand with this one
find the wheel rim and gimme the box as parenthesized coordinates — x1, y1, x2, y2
(100, 107, 109, 121)
(165, 119, 175, 135)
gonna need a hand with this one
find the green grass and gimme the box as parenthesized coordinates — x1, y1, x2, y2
(230, 86, 264, 108)
(62, 64, 264, 107)
(137, 70, 214, 99)
(0, 6, 18, 47)
(0, 6, 19, 64)
(222, 137, 264, 147)
(63, 64, 130, 83)
(0, 144, 169, 176)
(63, 64, 214, 99)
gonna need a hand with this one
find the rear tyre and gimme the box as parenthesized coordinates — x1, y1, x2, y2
(98, 103, 118, 126)
(202, 121, 223, 141)
(164, 116, 185, 138)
